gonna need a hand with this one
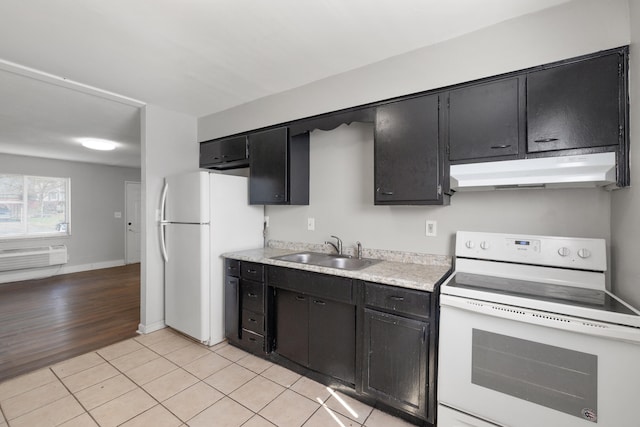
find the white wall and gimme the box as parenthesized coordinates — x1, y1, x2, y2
(0, 154, 140, 282)
(266, 124, 611, 256)
(199, 0, 628, 287)
(611, 0, 640, 307)
(139, 104, 197, 333)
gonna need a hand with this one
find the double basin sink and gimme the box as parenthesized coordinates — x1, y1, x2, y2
(271, 251, 380, 271)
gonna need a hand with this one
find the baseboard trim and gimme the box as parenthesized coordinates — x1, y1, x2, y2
(137, 321, 166, 335)
(0, 259, 126, 284)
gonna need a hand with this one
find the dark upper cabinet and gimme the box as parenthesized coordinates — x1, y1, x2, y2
(200, 135, 248, 169)
(248, 127, 310, 205)
(374, 94, 445, 205)
(527, 52, 623, 153)
(448, 77, 523, 162)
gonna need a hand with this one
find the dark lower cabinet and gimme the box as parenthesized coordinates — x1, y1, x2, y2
(224, 275, 240, 345)
(362, 309, 428, 419)
(224, 260, 271, 354)
(225, 260, 442, 426)
(308, 297, 356, 385)
(275, 289, 309, 366)
(275, 289, 356, 385)
(271, 266, 356, 385)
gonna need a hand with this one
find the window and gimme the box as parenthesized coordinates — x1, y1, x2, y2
(0, 174, 70, 239)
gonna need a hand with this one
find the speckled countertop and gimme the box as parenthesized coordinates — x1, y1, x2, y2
(222, 240, 453, 292)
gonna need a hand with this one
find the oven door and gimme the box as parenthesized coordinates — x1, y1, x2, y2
(438, 294, 640, 427)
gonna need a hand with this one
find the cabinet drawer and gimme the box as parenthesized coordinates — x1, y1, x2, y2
(268, 266, 353, 304)
(225, 259, 240, 277)
(364, 282, 430, 319)
(241, 280, 264, 313)
(240, 329, 264, 353)
(241, 262, 264, 282)
(242, 309, 265, 335)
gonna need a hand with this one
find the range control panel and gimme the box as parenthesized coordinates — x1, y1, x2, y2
(456, 231, 606, 271)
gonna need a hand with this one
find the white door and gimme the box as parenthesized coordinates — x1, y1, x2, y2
(164, 222, 210, 342)
(164, 172, 210, 223)
(125, 181, 141, 264)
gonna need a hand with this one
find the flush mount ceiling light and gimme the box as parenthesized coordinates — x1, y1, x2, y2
(77, 137, 117, 151)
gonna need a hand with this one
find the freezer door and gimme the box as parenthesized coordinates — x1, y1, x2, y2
(165, 223, 210, 342)
(164, 171, 210, 223)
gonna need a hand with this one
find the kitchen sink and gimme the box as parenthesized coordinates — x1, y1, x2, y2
(271, 251, 380, 271)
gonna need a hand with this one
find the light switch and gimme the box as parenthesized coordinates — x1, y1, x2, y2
(114, 211, 122, 218)
(307, 217, 315, 231)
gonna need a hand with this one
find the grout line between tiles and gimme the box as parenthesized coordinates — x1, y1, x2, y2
(50, 363, 102, 427)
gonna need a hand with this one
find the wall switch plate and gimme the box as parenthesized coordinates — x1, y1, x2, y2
(426, 220, 437, 237)
(114, 212, 122, 218)
(307, 217, 315, 231)
(264, 216, 270, 227)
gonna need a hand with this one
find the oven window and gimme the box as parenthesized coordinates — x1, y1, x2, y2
(472, 329, 598, 422)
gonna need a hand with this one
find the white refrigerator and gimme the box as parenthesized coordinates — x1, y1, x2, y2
(160, 171, 263, 345)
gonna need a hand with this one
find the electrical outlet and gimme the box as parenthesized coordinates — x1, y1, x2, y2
(307, 217, 315, 231)
(264, 216, 270, 228)
(426, 220, 437, 237)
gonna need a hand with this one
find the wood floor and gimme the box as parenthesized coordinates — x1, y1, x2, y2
(0, 264, 140, 382)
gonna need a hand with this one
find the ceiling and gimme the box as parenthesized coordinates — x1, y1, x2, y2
(0, 0, 570, 167)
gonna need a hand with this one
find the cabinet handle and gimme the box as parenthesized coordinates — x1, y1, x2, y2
(490, 144, 511, 149)
(247, 268, 257, 274)
(389, 296, 405, 301)
(248, 318, 257, 323)
(313, 300, 326, 305)
(248, 337, 257, 342)
(295, 295, 306, 301)
(533, 138, 559, 143)
(247, 292, 258, 298)
(379, 190, 394, 195)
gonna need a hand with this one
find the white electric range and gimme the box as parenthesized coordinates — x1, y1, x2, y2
(438, 231, 640, 427)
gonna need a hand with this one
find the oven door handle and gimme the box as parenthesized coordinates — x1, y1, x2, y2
(440, 294, 640, 344)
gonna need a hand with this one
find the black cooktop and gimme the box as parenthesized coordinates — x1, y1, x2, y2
(448, 272, 637, 316)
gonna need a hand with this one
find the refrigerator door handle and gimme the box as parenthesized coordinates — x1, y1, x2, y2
(159, 180, 170, 263)
(160, 180, 169, 222)
(160, 222, 169, 262)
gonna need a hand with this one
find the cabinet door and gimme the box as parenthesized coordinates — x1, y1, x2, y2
(308, 298, 356, 384)
(363, 309, 428, 419)
(275, 289, 309, 366)
(224, 276, 240, 344)
(527, 53, 622, 153)
(449, 77, 521, 161)
(200, 135, 247, 168)
(374, 94, 442, 204)
(249, 127, 288, 204)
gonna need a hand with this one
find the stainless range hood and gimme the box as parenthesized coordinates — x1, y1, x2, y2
(450, 152, 617, 191)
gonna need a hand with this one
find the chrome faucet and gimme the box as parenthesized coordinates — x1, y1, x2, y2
(325, 235, 343, 255)
(356, 241, 363, 259)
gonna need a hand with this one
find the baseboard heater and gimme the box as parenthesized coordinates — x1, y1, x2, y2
(0, 245, 68, 272)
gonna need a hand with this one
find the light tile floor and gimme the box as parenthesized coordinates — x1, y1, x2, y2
(0, 329, 417, 427)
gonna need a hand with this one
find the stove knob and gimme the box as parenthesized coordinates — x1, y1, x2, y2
(578, 248, 591, 259)
(558, 247, 570, 257)
(480, 241, 490, 250)
(465, 240, 475, 249)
